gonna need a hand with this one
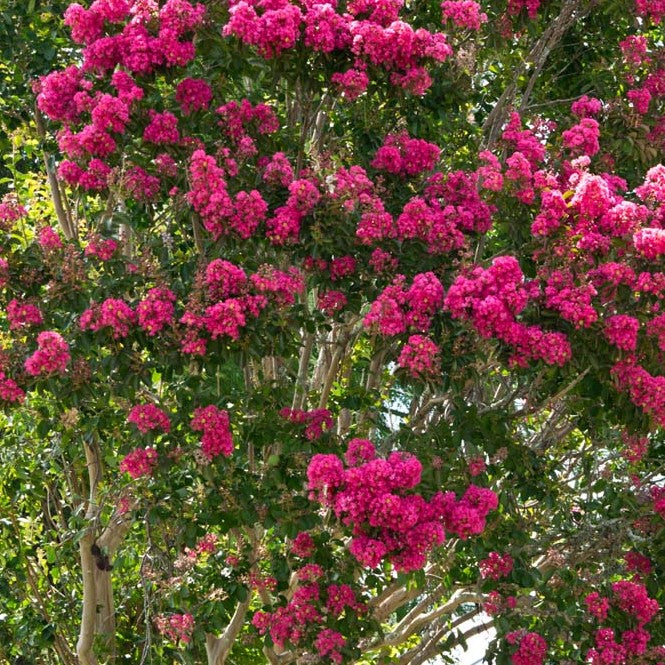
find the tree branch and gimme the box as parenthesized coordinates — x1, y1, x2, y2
(34, 105, 75, 240)
(76, 437, 102, 665)
(482, 0, 589, 148)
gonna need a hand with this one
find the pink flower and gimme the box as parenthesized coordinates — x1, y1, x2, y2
(604, 314, 639, 351)
(397, 335, 441, 380)
(85, 236, 118, 260)
(441, 1, 488, 30)
(0, 372, 25, 403)
(7, 299, 43, 329)
(291, 532, 316, 558)
(154, 612, 194, 644)
(372, 132, 440, 177)
(143, 110, 180, 144)
(137, 288, 176, 335)
(314, 628, 345, 664)
(317, 290, 347, 316)
(506, 631, 547, 665)
(128, 404, 171, 434)
(175, 77, 212, 114)
(119, 446, 158, 479)
(191, 405, 234, 459)
(331, 68, 369, 100)
(479, 551, 513, 580)
(38, 227, 63, 251)
(468, 456, 486, 476)
(24, 331, 70, 376)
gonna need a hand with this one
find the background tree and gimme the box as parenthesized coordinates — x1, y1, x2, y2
(0, 0, 664, 664)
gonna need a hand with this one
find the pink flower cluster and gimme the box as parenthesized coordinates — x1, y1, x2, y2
(36, 65, 89, 123)
(287, 178, 320, 214)
(371, 132, 440, 177)
(585, 581, 660, 664)
(291, 532, 316, 558)
(585, 591, 610, 621)
(325, 584, 364, 616)
(205, 259, 248, 299)
(119, 446, 159, 479)
(0, 372, 25, 403)
(651, 485, 665, 519)
(317, 290, 348, 316)
(175, 77, 212, 114)
(187, 149, 268, 239)
(308, 439, 497, 571)
(620, 34, 649, 66)
(6, 299, 43, 329)
(441, 1, 487, 30)
(279, 407, 333, 440)
(622, 431, 649, 463)
(84, 236, 118, 260)
(571, 95, 603, 118)
(484, 590, 516, 615)
(154, 612, 195, 645)
(185, 533, 219, 559)
(24, 331, 70, 376)
(628, 87, 652, 114)
(506, 631, 547, 665)
(479, 551, 513, 580)
(80, 298, 136, 338)
(183, 263, 304, 352)
(635, 0, 665, 22)
(635, 164, 665, 204)
(37, 0, 206, 197)
(127, 404, 171, 434)
(38, 227, 64, 251)
(468, 455, 486, 476)
(397, 334, 441, 380)
(63, 0, 204, 72)
(223, 0, 452, 95)
(329, 256, 356, 281)
(544, 269, 598, 329)
(223, 0, 304, 59)
(445, 256, 572, 367)
(137, 288, 176, 335)
(191, 405, 234, 459)
(331, 68, 369, 100)
(253, 578, 359, 660)
(612, 580, 660, 626)
(634, 227, 665, 259)
(611, 361, 665, 426)
(314, 629, 346, 664)
(397, 196, 466, 253)
(502, 112, 546, 166)
(0, 194, 27, 230)
(426, 169, 495, 233)
(216, 98, 279, 142)
(562, 118, 601, 157)
(364, 272, 444, 335)
(252, 584, 322, 649)
(123, 165, 160, 201)
(603, 314, 639, 351)
(262, 152, 294, 187)
(625, 550, 652, 576)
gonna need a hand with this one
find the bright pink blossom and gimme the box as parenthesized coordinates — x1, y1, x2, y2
(128, 404, 171, 434)
(191, 405, 234, 459)
(24, 331, 70, 376)
(119, 446, 158, 479)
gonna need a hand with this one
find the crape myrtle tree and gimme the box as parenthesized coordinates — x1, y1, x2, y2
(0, 0, 665, 663)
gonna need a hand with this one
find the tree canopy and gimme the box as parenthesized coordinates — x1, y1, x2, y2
(0, 0, 664, 664)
